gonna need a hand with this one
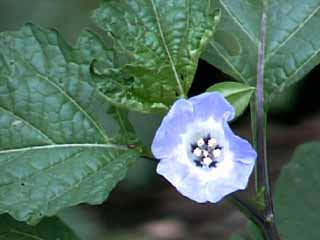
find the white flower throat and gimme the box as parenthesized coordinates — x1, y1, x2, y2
(191, 135, 222, 168)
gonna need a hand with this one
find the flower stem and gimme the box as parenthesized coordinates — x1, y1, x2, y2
(251, 0, 281, 239)
(229, 194, 264, 226)
(229, 194, 275, 239)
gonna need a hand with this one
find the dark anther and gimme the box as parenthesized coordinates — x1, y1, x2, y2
(190, 135, 222, 168)
(203, 134, 211, 144)
(209, 162, 217, 168)
(215, 145, 222, 150)
(191, 143, 198, 151)
(194, 160, 203, 167)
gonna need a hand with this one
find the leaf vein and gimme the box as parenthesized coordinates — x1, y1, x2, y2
(265, 4, 320, 63)
(149, 0, 185, 96)
(218, 0, 259, 47)
(46, 153, 124, 207)
(0, 106, 55, 144)
(9, 229, 44, 240)
(9, 28, 110, 144)
(209, 41, 247, 82)
(37, 73, 110, 143)
(0, 143, 128, 155)
(0, 150, 84, 188)
(286, 45, 320, 86)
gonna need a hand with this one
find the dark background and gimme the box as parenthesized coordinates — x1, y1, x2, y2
(1, 1, 319, 239)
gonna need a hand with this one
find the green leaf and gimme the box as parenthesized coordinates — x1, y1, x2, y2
(229, 234, 245, 240)
(76, 29, 115, 73)
(275, 142, 320, 239)
(206, 81, 254, 119)
(0, 24, 139, 224)
(92, 0, 220, 113)
(229, 222, 264, 240)
(203, 0, 320, 102)
(0, 214, 80, 240)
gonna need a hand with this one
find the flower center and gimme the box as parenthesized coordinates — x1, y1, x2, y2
(190, 135, 222, 168)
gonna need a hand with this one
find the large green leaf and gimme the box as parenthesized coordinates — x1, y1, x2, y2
(232, 143, 320, 240)
(92, 0, 220, 113)
(0, 214, 80, 240)
(275, 142, 320, 239)
(229, 222, 264, 240)
(0, 24, 138, 224)
(203, 0, 320, 102)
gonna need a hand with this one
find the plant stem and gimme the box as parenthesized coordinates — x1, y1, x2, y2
(230, 194, 276, 240)
(229, 194, 264, 226)
(252, 0, 281, 239)
(256, 0, 269, 198)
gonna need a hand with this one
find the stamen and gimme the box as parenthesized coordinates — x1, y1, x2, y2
(209, 161, 217, 168)
(193, 148, 202, 157)
(203, 157, 213, 165)
(197, 138, 205, 147)
(194, 160, 203, 167)
(213, 148, 222, 158)
(190, 135, 223, 168)
(208, 138, 217, 147)
(202, 150, 209, 157)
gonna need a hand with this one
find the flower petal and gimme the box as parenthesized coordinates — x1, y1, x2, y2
(157, 158, 190, 189)
(232, 160, 255, 189)
(152, 92, 256, 204)
(189, 92, 235, 122)
(206, 180, 237, 203)
(152, 99, 194, 159)
(206, 155, 255, 203)
(223, 122, 257, 164)
(177, 173, 208, 203)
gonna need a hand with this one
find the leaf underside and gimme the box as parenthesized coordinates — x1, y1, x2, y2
(92, 0, 220, 113)
(0, 24, 138, 224)
(203, 0, 320, 102)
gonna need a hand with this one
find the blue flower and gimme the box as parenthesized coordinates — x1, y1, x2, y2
(151, 92, 256, 203)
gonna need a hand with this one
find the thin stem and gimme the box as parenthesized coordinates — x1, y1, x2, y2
(145, 153, 275, 238)
(229, 193, 264, 225)
(229, 194, 274, 239)
(252, 0, 281, 239)
(250, 101, 259, 193)
(256, 0, 269, 196)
